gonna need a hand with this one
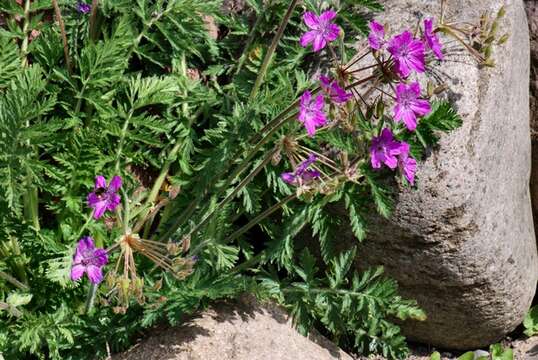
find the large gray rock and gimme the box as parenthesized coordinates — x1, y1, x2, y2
(525, 0, 538, 238)
(114, 296, 352, 360)
(345, 0, 537, 350)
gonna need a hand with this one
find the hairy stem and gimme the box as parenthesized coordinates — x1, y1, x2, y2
(20, 0, 31, 66)
(195, 151, 275, 234)
(76, 212, 94, 240)
(223, 193, 296, 245)
(84, 283, 98, 314)
(234, 10, 264, 75)
(89, 0, 100, 41)
(52, 0, 73, 74)
(114, 110, 134, 174)
(249, 0, 299, 101)
(0, 271, 29, 291)
(147, 142, 181, 208)
(0, 302, 22, 318)
(184, 150, 275, 241)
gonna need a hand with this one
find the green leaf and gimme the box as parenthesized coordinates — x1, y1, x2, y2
(490, 343, 513, 360)
(415, 101, 462, 146)
(430, 351, 441, 360)
(524, 306, 538, 336)
(6, 292, 32, 307)
(457, 352, 475, 360)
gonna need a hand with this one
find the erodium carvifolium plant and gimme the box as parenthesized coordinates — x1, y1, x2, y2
(0, 0, 507, 359)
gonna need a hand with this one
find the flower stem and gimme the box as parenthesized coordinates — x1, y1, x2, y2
(248, 0, 299, 101)
(147, 142, 181, 207)
(223, 193, 296, 245)
(122, 188, 131, 234)
(234, 8, 265, 76)
(76, 213, 94, 240)
(84, 283, 98, 314)
(0, 271, 29, 291)
(114, 110, 134, 174)
(186, 149, 276, 240)
(0, 302, 22, 318)
(51, 0, 73, 74)
(89, 0, 100, 41)
(20, 0, 40, 232)
(20, 0, 31, 66)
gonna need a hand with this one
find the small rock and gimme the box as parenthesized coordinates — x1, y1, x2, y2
(473, 349, 489, 359)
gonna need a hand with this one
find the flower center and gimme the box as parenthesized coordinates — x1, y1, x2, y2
(81, 249, 97, 266)
(398, 44, 409, 58)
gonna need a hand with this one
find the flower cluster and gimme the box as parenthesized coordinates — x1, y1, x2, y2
(70, 175, 122, 284)
(370, 18, 443, 78)
(283, 11, 443, 188)
(363, 18, 444, 184)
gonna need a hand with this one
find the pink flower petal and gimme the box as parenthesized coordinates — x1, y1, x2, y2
(371, 152, 382, 169)
(312, 34, 327, 52)
(303, 12, 319, 29)
(325, 24, 340, 42)
(86, 265, 104, 284)
(401, 109, 418, 131)
(300, 30, 317, 48)
(92, 200, 108, 219)
(93, 248, 109, 267)
(304, 120, 317, 137)
(281, 172, 296, 184)
(319, 10, 337, 23)
(70, 264, 86, 281)
(313, 94, 325, 111)
(410, 99, 432, 116)
(95, 175, 106, 189)
(384, 154, 398, 169)
(109, 176, 122, 191)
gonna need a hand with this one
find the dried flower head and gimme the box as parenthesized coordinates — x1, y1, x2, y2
(106, 233, 195, 309)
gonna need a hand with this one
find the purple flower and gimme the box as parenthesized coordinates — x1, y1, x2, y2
(423, 18, 443, 60)
(370, 128, 402, 169)
(368, 20, 385, 50)
(87, 175, 122, 219)
(393, 82, 431, 131)
(398, 142, 417, 185)
(319, 76, 352, 104)
(70, 236, 108, 284)
(77, 2, 91, 14)
(300, 10, 340, 52)
(388, 31, 425, 78)
(281, 154, 321, 186)
(298, 91, 327, 136)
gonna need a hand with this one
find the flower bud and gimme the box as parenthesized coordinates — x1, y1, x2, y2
(375, 98, 385, 119)
(497, 6, 506, 19)
(497, 34, 509, 45)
